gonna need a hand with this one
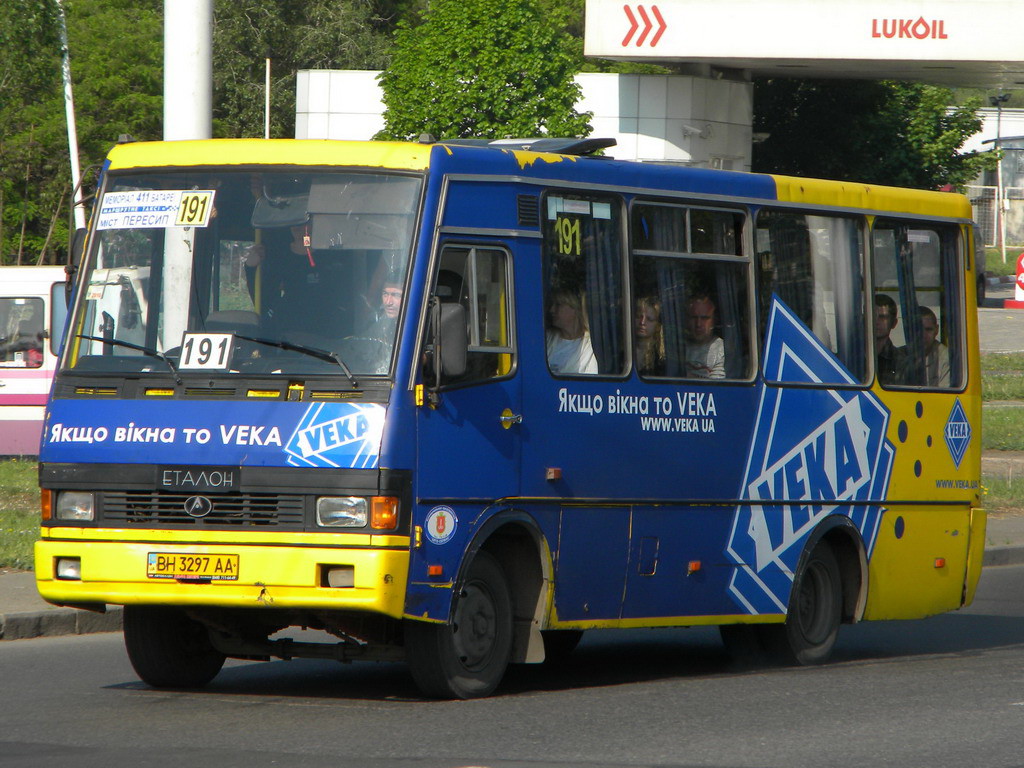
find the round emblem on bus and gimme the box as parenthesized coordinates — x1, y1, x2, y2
(424, 505, 457, 546)
(184, 495, 214, 518)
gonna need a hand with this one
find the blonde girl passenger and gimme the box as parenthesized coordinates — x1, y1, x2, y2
(546, 289, 598, 374)
(635, 296, 666, 376)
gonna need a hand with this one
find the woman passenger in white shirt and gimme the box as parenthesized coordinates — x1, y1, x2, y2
(546, 289, 598, 375)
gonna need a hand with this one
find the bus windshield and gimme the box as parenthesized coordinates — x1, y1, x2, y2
(66, 168, 422, 379)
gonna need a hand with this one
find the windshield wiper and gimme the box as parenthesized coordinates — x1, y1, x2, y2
(233, 333, 359, 388)
(76, 334, 182, 385)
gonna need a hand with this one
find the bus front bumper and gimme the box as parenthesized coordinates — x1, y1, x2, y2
(35, 529, 411, 619)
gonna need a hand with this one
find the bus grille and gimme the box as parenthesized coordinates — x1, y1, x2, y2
(101, 491, 306, 528)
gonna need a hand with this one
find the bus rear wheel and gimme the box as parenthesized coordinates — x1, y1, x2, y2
(405, 551, 513, 699)
(764, 542, 843, 665)
(720, 542, 842, 667)
(123, 606, 225, 688)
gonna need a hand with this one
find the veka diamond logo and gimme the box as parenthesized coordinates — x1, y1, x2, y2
(725, 298, 894, 615)
(944, 398, 971, 469)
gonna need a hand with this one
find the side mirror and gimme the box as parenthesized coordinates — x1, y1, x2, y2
(65, 228, 87, 306)
(70, 227, 88, 267)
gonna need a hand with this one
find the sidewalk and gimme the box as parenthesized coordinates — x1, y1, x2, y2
(5, 497, 1024, 641)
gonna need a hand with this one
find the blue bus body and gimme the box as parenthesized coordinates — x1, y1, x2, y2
(36, 139, 983, 697)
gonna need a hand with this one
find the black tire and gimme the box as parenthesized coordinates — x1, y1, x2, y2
(541, 629, 584, 664)
(123, 606, 225, 688)
(405, 551, 513, 699)
(762, 542, 843, 666)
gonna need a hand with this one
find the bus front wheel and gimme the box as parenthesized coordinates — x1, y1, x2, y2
(123, 606, 225, 688)
(405, 551, 513, 699)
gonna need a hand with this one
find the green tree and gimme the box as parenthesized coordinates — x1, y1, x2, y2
(378, 0, 591, 141)
(213, 0, 396, 139)
(752, 79, 996, 190)
(0, 0, 163, 265)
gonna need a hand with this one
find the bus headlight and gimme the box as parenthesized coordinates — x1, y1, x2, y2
(317, 497, 368, 527)
(55, 491, 95, 521)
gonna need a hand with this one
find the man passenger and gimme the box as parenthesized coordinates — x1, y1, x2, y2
(684, 293, 725, 379)
(874, 294, 907, 385)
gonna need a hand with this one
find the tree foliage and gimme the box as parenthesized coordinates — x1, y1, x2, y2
(752, 79, 996, 190)
(213, 0, 396, 139)
(0, 0, 397, 265)
(377, 0, 591, 141)
(0, 0, 163, 265)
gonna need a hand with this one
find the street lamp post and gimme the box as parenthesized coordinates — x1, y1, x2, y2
(991, 94, 1010, 263)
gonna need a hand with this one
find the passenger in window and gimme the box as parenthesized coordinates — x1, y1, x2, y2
(916, 306, 950, 387)
(684, 293, 725, 379)
(874, 294, 907, 385)
(635, 296, 665, 376)
(546, 289, 598, 375)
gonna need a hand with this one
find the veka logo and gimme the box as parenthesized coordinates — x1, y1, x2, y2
(622, 4, 667, 48)
(284, 402, 385, 469)
(944, 398, 971, 469)
(726, 299, 894, 615)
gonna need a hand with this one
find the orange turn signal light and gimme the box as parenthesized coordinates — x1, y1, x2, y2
(370, 496, 399, 530)
(934, 557, 946, 569)
(41, 489, 52, 521)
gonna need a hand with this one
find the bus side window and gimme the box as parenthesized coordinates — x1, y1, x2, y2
(872, 221, 963, 390)
(756, 210, 867, 385)
(541, 193, 627, 377)
(430, 245, 514, 387)
(0, 297, 44, 368)
(631, 202, 751, 380)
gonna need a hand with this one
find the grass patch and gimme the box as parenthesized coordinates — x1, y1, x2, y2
(984, 474, 1024, 520)
(0, 460, 39, 571)
(983, 372, 1024, 401)
(981, 353, 1024, 401)
(985, 249, 1019, 277)
(982, 405, 1024, 450)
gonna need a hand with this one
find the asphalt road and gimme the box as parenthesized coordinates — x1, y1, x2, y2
(979, 281, 1024, 352)
(3, 564, 1024, 768)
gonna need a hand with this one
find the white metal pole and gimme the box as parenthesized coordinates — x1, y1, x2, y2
(55, 0, 86, 232)
(265, 57, 271, 139)
(164, 0, 213, 141)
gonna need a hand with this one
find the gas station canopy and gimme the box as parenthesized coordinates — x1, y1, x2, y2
(584, 0, 1024, 88)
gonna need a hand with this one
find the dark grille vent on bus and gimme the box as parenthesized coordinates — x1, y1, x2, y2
(517, 195, 540, 227)
(101, 491, 305, 528)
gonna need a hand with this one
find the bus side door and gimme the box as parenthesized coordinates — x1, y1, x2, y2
(416, 243, 521, 504)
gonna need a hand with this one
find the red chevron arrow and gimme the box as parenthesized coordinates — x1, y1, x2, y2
(622, 4, 667, 47)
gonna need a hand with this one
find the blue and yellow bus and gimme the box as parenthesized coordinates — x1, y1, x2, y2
(35, 137, 983, 698)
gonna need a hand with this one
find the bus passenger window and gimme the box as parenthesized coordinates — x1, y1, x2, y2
(631, 202, 751, 380)
(756, 210, 867, 385)
(542, 193, 626, 377)
(0, 297, 44, 368)
(428, 245, 514, 386)
(872, 221, 963, 390)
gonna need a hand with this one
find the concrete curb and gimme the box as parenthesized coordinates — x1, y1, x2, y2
(982, 545, 1024, 569)
(0, 605, 122, 641)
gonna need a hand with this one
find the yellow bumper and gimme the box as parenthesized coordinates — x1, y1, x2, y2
(35, 528, 411, 618)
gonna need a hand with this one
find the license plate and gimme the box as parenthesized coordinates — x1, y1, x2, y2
(147, 552, 239, 581)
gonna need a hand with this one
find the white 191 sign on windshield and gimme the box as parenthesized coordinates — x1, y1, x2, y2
(179, 333, 235, 370)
